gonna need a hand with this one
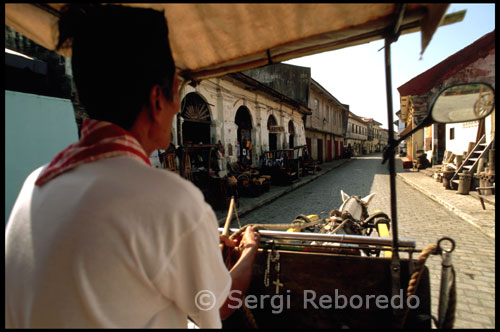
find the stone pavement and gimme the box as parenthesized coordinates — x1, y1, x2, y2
(214, 155, 495, 329)
(396, 168, 495, 240)
(216, 157, 496, 242)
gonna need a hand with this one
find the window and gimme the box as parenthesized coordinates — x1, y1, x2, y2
(325, 105, 330, 121)
(314, 98, 320, 118)
(449, 127, 455, 140)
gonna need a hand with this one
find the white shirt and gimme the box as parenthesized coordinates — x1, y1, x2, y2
(5, 156, 231, 328)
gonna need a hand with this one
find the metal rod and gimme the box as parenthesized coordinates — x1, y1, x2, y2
(392, 4, 408, 37)
(219, 227, 416, 248)
(384, 37, 399, 256)
(438, 250, 453, 328)
(384, 36, 402, 325)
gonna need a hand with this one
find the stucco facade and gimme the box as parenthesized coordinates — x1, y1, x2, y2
(174, 72, 310, 173)
(361, 117, 383, 153)
(305, 79, 348, 162)
(345, 112, 368, 155)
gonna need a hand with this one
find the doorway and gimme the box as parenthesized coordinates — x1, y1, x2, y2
(317, 138, 323, 163)
(235, 106, 253, 165)
(327, 139, 332, 162)
(268, 115, 278, 151)
(288, 120, 295, 149)
(437, 123, 446, 164)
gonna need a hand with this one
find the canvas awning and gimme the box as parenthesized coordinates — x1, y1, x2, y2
(5, 4, 462, 81)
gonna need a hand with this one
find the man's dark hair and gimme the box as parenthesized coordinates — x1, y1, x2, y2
(57, 4, 176, 130)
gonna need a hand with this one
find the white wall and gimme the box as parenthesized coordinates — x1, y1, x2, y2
(5, 91, 79, 224)
(445, 121, 479, 156)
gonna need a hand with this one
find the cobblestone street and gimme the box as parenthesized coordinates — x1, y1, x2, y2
(229, 154, 495, 329)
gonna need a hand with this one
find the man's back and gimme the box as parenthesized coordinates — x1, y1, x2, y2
(5, 156, 231, 328)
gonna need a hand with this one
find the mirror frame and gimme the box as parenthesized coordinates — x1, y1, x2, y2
(382, 82, 495, 163)
(430, 82, 495, 125)
(394, 82, 495, 147)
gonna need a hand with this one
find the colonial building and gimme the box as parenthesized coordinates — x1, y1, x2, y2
(243, 63, 349, 163)
(379, 128, 389, 151)
(398, 30, 495, 165)
(397, 95, 428, 161)
(361, 117, 383, 153)
(345, 111, 368, 155)
(306, 79, 349, 162)
(175, 72, 311, 173)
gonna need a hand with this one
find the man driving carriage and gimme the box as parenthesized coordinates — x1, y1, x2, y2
(5, 4, 259, 328)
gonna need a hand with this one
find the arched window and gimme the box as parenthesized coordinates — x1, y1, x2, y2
(180, 92, 211, 144)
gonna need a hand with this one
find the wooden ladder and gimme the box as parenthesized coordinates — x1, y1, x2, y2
(450, 134, 495, 189)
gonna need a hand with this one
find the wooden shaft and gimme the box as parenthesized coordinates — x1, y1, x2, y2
(220, 196, 236, 251)
(223, 196, 235, 236)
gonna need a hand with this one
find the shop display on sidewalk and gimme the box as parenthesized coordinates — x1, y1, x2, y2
(260, 145, 315, 185)
(228, 161, 270, 198)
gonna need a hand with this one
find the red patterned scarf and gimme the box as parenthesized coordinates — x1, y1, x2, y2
(35, 118, 151, 186)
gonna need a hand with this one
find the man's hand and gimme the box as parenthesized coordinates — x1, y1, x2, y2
(219, 226, 260, 320)
(219, 234, 237, 248)
(236, 226, 260, 254)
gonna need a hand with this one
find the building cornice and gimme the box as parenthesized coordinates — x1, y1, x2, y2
(228, 72, 312, 116)
(305, 126, 343, 136)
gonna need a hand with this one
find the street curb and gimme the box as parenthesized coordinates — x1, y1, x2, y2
(396, 173, 495, 240)
(218, 159, 352, 225)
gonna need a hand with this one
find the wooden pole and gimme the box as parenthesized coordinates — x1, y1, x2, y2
(223, 196, 235, 236)
(220, 196, 235, 250)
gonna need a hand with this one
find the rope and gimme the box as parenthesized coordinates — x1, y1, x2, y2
(399, 244, 438, 328)
(399, 241, 457, 329)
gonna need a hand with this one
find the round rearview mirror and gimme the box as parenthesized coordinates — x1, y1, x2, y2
(430, 83, 495, 123)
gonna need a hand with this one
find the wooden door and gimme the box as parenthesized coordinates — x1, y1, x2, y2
(327, 139, 332, 162)
(317, 139, 323, 163)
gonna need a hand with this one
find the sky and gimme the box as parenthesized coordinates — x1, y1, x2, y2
(284, 3, 495, 131)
